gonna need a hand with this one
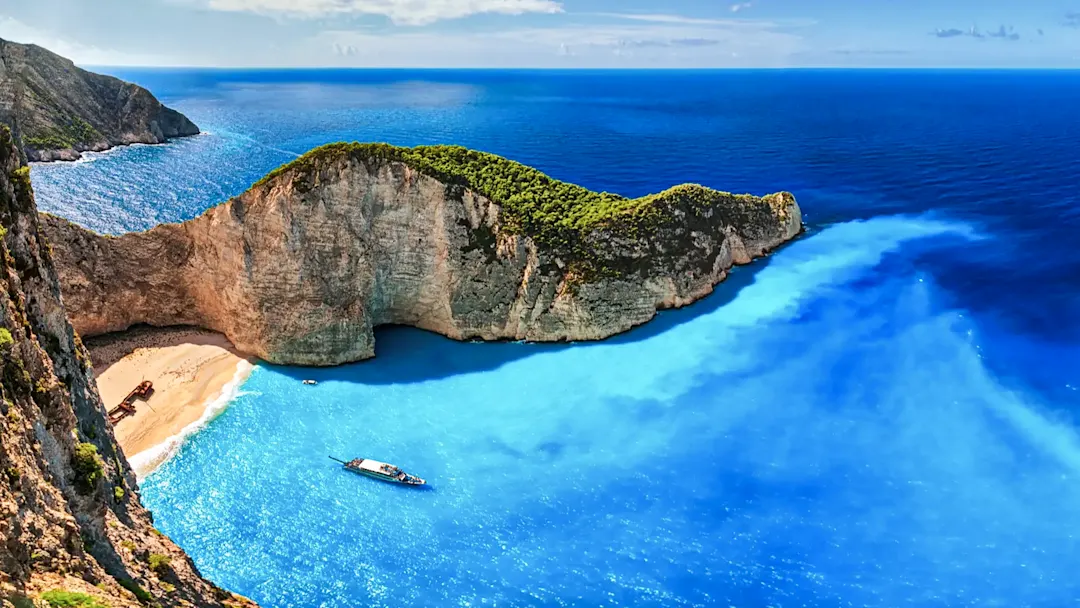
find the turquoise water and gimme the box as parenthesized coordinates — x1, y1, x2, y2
(139, 217, 1077, 607)
(30, 70, 1080, 606)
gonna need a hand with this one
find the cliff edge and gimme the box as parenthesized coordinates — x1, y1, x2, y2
(0, 38, 199, 162)
(0, 127, 252, 607)
(43, 143, 802, 366)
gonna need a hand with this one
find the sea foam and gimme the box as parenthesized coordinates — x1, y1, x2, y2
(128, 360, 255, 479)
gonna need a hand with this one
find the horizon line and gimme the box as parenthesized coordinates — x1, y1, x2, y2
(83, 64, 1080, 71)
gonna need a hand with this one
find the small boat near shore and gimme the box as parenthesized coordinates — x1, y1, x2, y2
(302, 379, 317, 385)
(330, 456, 426, 486)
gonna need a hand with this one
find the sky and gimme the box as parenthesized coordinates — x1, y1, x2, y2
(0, 0, 1077, 68)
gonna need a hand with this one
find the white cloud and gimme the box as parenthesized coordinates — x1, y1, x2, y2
(731, 2, 754, 13)
(598, 13, 745, 26)
(204, 0, 564, 25)
(316, 18, 804, 67)
(598, 12, 814, 29)
(0, 17, 174, 65)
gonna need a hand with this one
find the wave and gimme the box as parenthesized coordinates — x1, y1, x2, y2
(128, 360, 255, 479)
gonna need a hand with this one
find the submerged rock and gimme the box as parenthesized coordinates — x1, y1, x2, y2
(43, 143, 803, 366)
(0, 38, 199, 163)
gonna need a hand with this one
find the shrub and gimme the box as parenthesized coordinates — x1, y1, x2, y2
(113, 485, 125, 501)
(23, 118, 100, 151)
(117, 579, 152, 604)
(120, 540, 136, 552)
(5, 466, 20, 482)
(148, 553, 172, 575)
(39, 590, 106, 608)
(0, 328, 13, 348)
(71, 443, 104, 492)
(161, 583, 175, 593)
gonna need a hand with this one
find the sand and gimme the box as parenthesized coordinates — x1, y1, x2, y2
(88, 327, 254, 475)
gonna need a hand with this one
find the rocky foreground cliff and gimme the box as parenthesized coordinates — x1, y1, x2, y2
(43, 143, 802, 366)
(0, 38, 199, 162)
(0, 127, 253, 607)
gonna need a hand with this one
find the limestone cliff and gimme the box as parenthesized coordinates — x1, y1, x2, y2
(0, 38, 199, 162)
(43, 143, 802, 366)
(0, 127, 252, 608)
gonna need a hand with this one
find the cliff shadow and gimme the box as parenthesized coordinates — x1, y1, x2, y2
(85, 325, 243, 371)
(269, 256, 775, 386)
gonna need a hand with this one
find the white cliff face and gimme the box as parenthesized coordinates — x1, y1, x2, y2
(42, 155, 802, 366)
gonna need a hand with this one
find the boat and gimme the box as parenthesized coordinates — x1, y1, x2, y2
(302, 379, 317, 385)
(329, 456, 426, 486)
(107, 381, 154, 425)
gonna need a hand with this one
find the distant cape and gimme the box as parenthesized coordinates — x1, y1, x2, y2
(0, 37, 199, 162)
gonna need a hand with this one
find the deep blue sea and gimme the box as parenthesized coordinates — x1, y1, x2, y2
(31, 70, 1080, 607)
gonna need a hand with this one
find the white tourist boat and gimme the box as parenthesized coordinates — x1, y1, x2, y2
(330, 456, 426, 486)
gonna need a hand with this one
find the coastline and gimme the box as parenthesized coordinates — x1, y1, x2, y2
(27, 132, 207, 164)
(87, 326, 255, 478)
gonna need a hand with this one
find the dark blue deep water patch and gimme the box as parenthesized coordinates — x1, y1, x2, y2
(32, 70, 1080, 607)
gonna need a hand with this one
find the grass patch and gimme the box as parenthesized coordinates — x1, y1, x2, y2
(72, 442, 104, 493)
(39, 590, 106, 608)
(148, 553, 171, 575)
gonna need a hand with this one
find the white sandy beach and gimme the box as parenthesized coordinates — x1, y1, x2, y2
(88, 327, 254, 476)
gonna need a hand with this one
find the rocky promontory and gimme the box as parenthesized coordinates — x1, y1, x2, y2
(0, 38, 199, 162)
(43, 143, 802, 366)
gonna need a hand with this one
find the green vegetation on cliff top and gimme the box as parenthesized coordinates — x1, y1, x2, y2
(253, 142, 786, 249)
